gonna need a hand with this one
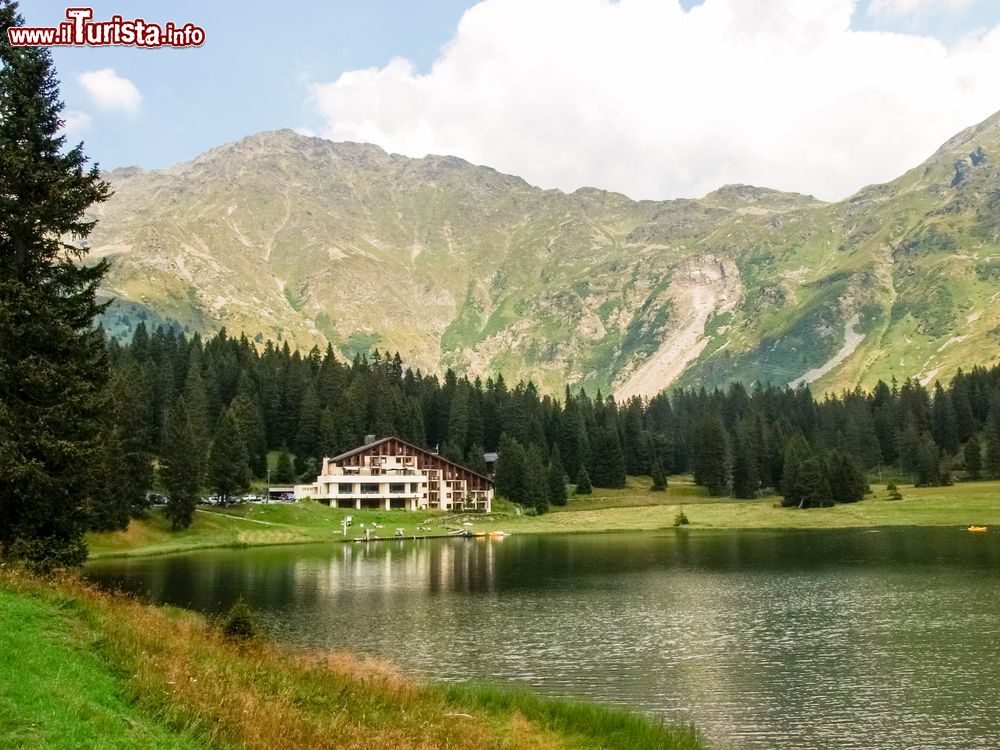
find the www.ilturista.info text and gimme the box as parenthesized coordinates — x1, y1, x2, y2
(7, 8, 204, 48)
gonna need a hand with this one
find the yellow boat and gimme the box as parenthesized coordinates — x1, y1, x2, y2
(967, 526, 988, 532)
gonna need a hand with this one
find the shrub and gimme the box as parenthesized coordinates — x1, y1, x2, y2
(9, 535, 88, 574)
(222, 597, 261, 641)
(673, 509, 690, 527)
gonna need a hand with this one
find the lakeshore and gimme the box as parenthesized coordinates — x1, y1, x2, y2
(87, 477, 1000, 560)
(82, 524, 1000, 750)
(0, 568, 704, 750)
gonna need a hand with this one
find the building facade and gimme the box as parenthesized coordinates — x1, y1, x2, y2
(294, 436, 493, 512)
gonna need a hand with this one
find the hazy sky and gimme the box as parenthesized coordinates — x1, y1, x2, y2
(24, 0, 1000, 201)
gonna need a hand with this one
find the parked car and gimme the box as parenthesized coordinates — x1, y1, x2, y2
(145, 492, 168, 506)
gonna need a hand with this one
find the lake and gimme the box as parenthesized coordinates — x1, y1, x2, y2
(86, 528, 1000, 749)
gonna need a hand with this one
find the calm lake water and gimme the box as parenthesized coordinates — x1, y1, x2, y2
(86, 528, 1000, 750)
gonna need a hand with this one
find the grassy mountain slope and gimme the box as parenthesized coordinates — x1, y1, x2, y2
(676, 110, 1000, 392)
(91, 112, 1000, 395)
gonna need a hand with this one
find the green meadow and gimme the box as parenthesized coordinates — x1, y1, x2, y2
(88, 476, 1000, 559)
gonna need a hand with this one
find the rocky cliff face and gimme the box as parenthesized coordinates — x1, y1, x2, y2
(92, 111, 1000, 396)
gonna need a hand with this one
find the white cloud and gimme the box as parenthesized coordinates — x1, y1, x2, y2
(61, 110, 92, 136)
(868, 0, 971, 17)
(79, 68, 141, 114)
(308, 0, 1000, 201)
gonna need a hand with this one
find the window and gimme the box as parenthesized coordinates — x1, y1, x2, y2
(389, 483, 406, 494)
(338, 483, 354, 494)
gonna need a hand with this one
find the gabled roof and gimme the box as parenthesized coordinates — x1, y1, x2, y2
(328, 436, 492, 483)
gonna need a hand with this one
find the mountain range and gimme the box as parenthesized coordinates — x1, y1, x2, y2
(89, 110, 1000, 397)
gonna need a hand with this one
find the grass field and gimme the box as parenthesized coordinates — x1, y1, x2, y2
(87, 500, 522, 559)
(87, 476, 1000, 559)
(0, 587, 205, 750)
(511, 476, 1000, 533)
(0, 569, 706, 750)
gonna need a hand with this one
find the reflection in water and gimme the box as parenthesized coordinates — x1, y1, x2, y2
(87, 529, 1000, 750)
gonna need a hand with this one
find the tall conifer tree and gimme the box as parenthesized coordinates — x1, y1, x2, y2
(209, 408, 250, 504)
(162, 400, 201, 530)
(694, 415, 729, 496)
(495, 434, 528, 505)
(730, 422, 760, 499)
(547, 444, 567, 506)
(650, 457, 668, 492)
(274, 444, 295, 484)
(0, 3, 111, 567)
(964, 437, 982, 480)
(985, 415, 1000, 479)
(525, 444, 549, 514)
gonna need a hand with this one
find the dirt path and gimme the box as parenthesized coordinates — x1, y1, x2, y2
(195, 509, 284, 526)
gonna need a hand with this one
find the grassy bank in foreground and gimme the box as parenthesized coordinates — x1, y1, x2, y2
(0, 570, 704, 750)
(87, 477, 1000, 559)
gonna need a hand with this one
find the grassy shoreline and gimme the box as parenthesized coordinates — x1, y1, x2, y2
(0, 569, 704, 750)
(88, 477, 1000, 560)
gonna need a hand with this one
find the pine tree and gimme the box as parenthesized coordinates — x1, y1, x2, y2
(0, 5, 112, 568)
(547, 445, 567, 506)
(872, 381, 899, 465)
(231, 373, 267, 478)
(964, 438, 982, 480)
(94, 362, 154, 523)
(444, 385, 470, 461)
(575, 464, 593, 495)
(293, 381, 321, 464)
(730, 422, 759, 499)
(559, 390, 583, 479)
(274, 444, 295, 484)
(986, 416, 1000, 480)
(464, 444, 488, 475)
(885, 482, 903, 501)
(494, 434, 527, 505)
(914, 434, 942, 487)
(899, 419, 922, 479)
(794, 456, 833, 508)
(87, 424, 131, 532)
(780, 434, 811, 508)
(208, 408, 250, 504)
(932, 382, 960, 455)
(694, 415, 729, 496)
(650, 457, 667, 492)
(181, 349, 210, 487)
(441, 436, 465, 464)
(590, 419, 626, 489)
(620, 398, 648, 475)
(162, 400, 201, 530)
(524, 444, 549, 514)
(827, 450, 867, 503)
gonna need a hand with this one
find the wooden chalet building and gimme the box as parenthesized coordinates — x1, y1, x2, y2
(294, 436, 493, 512)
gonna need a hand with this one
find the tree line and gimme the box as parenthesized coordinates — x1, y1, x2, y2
(96, 324, 1000, 525)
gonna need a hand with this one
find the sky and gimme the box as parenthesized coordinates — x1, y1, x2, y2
(23, 0, 1000, 202)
